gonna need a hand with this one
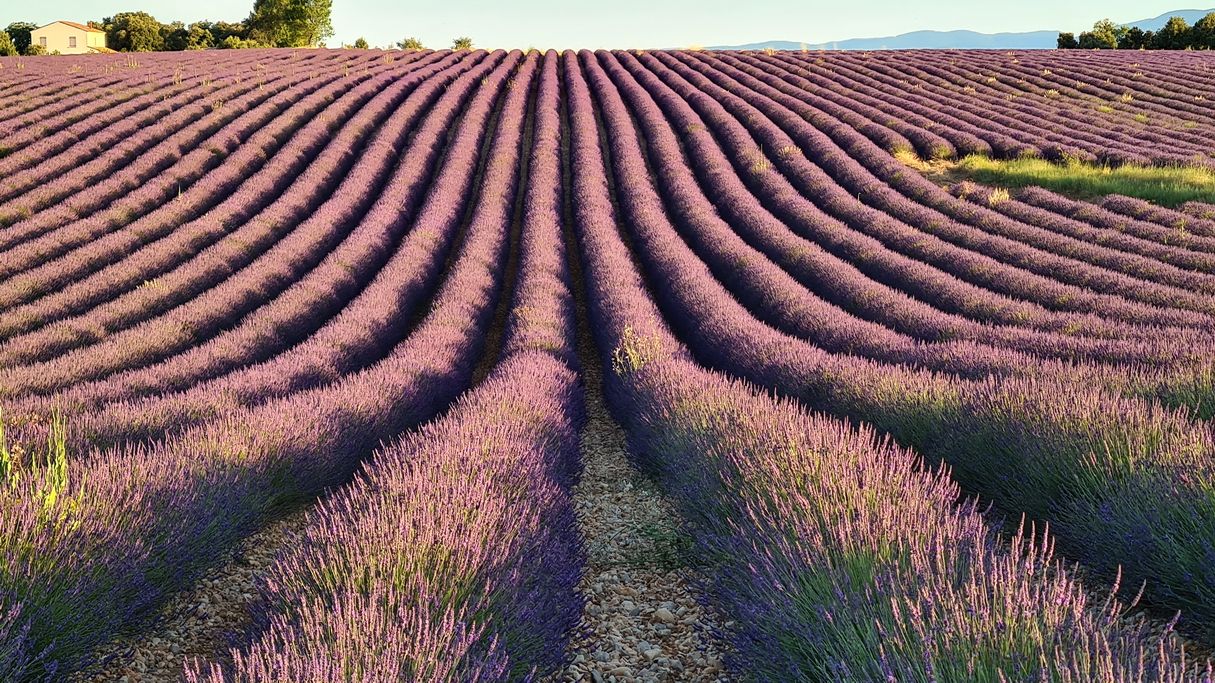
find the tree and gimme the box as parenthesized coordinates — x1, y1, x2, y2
(352, 36, 369, 49)
(1078, 19, 1119, 49)
(247, 0, 334, 47)
(1118, 26, 1151, 49)
(396, 36, 424, 49)
(1153, 16, 1192, 49)
(206, 21, 250, 44)
(0, 31, 17, 56)
(5, 22, 37, 55)
(452, 36, 473, 50)
(220, 35, 264, 49)
(1056, 32, 1078, 49)
(162, 21, 190, 51)
(103, 12, 167, 52)
(1194, 12, 1215, 50)
(24, 43, 46, 56)
(186, 23, 216, 50)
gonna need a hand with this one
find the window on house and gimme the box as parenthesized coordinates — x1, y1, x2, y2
(69, 36, 77, 48)
(39, 36, 47, 47)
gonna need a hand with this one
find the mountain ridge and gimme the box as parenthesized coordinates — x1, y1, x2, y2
(707, 7, 1215, 51)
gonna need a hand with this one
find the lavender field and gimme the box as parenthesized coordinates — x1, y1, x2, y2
(2, 46, 1215, 681)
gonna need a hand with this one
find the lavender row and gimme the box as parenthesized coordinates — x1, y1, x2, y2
(756, 52, 1038, 159)
(0, 51, 461, 367)
(35, 48, 530, 451)
(1012, 186, 1215, 252)
(0, 52, 348, 222)
(755, 51, 992, 157)
(0, 51, 290, 137)
(0, 52, 506, 399)
(575, 50, 1215, 640)
(1183, 202, 1215, 221)
(192, 61, 581, 680)
(501, 50, 578, 366)
(909, 53, 1215, 161)
(617, 51, 1215, 420)
(715, 56, 1215, 317)
(611, 50, 1213, 370)
(1102, 194, 1215, 239)
(0, 49, 530, 679)
(700, 51, 1208, 341)
(764, 51, 1215, 166)
(954, 181, 1215, 272)
(811, 50, 1213, 163)
(624, 358, 1209, 681)
(683, 51, 1215, 328)
(0, 55, 410, 319)
(636, 49, 1215, 362)
(0, 52, 424, 272)
(564, 51, 1207, 679)
(188, 351, 582, 683)
(744, 51, 1024, 157)
(665, 50, 1214, 341)
(833, 54, 1207, 165)
(0, 51, 282, 176)
(954, 52, 1215, 131)
(0, 54, 383, 288)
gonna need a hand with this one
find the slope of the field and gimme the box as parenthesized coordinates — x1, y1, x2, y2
(1, 47, 1215, 681)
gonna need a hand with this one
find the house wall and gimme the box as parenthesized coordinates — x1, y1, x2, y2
(30, 23, 102, 55)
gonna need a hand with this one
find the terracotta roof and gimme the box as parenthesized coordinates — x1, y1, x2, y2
(47, 21, 106, 34)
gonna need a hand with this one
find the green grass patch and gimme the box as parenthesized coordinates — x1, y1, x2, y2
(952, 155, 1215, 207)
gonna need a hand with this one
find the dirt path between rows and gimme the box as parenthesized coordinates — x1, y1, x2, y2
(559, 356, 729, 683)
(72, 510, 311, 682)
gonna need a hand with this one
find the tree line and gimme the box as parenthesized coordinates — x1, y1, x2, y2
(1058, 12, 1215, 49)
(0, 0, 334, 55)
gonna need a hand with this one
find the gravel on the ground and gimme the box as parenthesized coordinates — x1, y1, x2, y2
(71, 510, 311, 683)
(560, 368, 730, 683)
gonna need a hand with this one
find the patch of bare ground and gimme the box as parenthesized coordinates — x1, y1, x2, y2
(70, 510, 310, 683)
(560, 362, 730, 683)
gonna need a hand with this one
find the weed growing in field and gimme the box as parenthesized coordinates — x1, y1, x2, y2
(612, 325, 666, 376)
(0, 414, 19, 489)
(958, 155, 1215, 206)
(745, 146, 771, 174)
(901, 151, 1215, 207)
(0, 410, 77, 518)
(986, 187, 1011, 206)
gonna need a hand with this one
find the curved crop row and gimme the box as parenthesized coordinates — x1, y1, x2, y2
(187, 351, 584, 683)
(0, 52, 427, 276)
(0, 54, 451, 350)
(652, 51, 1215, 347)
(608, 50, 1211, 373)
(574, 49, 1215, 642)
(189, 56, 584, 681)
(43, 48, 534, 449)
(563, 50, 1207, 680)
(0, 49, 535, 680)
(756, 51, 1215, 167)
(0, 52, 509, 398)
(0, 51, 467, 367)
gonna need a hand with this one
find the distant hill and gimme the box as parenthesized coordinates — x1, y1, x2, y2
(708, 7, 1214, 51)
(711, 30, 1060, 51)
(1122, 7, 1215, 31)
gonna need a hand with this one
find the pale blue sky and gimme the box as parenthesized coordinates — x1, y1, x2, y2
(6, 1, 1208, 49)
